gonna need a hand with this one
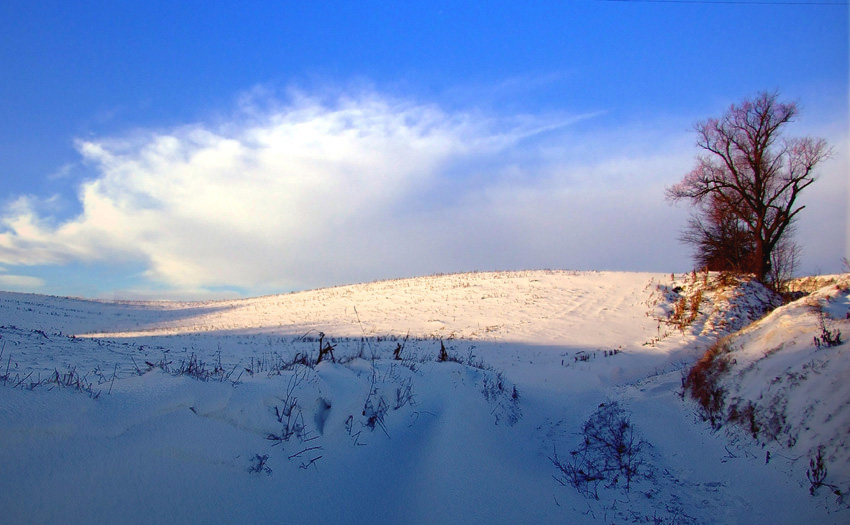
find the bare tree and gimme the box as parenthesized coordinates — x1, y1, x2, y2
(768, 234, 801, 292)
(680, 194, 756, 274)
(668, 91, 831, 284)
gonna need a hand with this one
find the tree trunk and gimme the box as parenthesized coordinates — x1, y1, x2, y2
(753, 238, 770, 283)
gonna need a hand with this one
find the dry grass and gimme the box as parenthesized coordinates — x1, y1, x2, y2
(683, 336, 733, 428)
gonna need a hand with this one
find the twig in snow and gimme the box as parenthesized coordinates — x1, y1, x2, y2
(108, 364, 118, 395)
(288, 446, 323, 460)
(299, 456, 322, 470)
(353, 306, 375, 360)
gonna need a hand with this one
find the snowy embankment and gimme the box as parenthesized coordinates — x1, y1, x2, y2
(0, 270, 847, 523)
(683, 275, 850, 491)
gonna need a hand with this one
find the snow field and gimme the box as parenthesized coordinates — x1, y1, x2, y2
(1, 270, 847, 523)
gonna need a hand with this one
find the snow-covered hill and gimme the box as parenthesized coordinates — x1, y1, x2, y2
(0, 270, 847, 523)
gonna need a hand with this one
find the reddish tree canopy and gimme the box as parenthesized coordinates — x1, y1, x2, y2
(668, 91, 831, 283)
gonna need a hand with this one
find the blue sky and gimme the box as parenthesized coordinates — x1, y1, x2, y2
(1, 1, 847, 299)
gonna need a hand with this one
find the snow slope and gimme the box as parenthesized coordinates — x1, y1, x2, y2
(0, 270, 847, 523)
(696, 276, 850, 487)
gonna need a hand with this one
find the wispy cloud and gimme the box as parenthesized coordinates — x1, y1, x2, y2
(0, 90, 712, 296)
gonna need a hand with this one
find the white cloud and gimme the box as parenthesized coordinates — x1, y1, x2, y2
(47, 163, 75, 181)
(1, 93, 515, 292)
(7, 89, 842, 297)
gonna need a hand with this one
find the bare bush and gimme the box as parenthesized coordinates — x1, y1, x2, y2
(551, 402, 650, 499)
(267, 373, 310, 445)
(813, 308, 842, 349)
(807, 447, 826, 494)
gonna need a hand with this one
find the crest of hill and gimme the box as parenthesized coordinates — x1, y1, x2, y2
(63, 270, 664, 346)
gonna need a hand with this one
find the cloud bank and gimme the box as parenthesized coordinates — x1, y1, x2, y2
(0, 91, 731, 297)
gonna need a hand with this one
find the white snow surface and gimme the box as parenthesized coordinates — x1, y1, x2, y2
(0, 270, 847, 523)
(713, 275, 850, 483)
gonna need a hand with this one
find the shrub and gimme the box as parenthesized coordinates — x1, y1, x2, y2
(44, 366, 101, 399)
(727, 401, 760, 439)
(551, 402, 650, 499)
(807, 447, 828, 495)
(665, 283, 704, 333)
(683, 337, 733, 428)
(248, 454, 272, 475)
(813, 309, 842, 349)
